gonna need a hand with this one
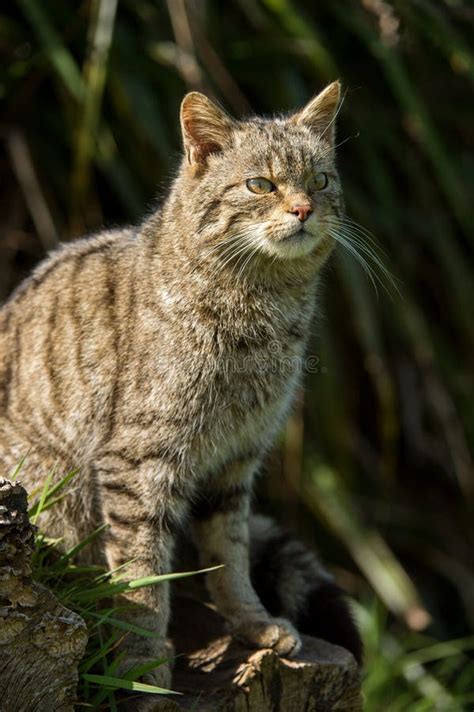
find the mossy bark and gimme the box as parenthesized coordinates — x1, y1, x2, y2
(0, 479, 88, 712)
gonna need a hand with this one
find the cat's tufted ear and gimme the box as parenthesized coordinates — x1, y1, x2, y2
(180, 92, 235, 166)
(291, 81, 341, 141)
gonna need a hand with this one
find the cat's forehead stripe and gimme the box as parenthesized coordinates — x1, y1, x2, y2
(234, 120, 329, 180)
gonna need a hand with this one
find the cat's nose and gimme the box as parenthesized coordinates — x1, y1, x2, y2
(288, 204, 313, 222)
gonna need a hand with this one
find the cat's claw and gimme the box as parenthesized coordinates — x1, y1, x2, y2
(232, 616, 302, 656)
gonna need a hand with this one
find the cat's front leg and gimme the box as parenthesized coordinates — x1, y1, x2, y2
(97, 453, 186, 689)
(191, 464, 301, 656)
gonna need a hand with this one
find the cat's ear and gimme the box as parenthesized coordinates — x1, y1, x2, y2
(180, 92, 235, 166)
(291, 81, 341, 140)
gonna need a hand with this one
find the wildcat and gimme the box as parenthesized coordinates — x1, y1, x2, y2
(0, 81, 362, 695)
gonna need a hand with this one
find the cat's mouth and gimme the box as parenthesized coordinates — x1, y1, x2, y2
(262, 225, 321, 260)
(257, 220, 325, 260)
(280, 226, 315, 242)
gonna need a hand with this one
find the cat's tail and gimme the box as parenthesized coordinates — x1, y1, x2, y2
(249, 514, 363, 664)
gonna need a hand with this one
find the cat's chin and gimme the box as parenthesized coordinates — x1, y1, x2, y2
(263, 230, 322, 260)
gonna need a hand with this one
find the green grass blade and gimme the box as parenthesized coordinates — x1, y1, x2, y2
(52, 524, 109, 569)
(9, 452, 30, 480)
(29, 468, 54, 524)
(74, 565, 223, 603)
(83, 673, 179, 696)
(86, 610, 162, 639)
(17, 0, 84, 100)
(71, 0, 118, 222)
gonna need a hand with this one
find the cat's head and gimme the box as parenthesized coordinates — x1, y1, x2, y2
(176, 83, 342, 268)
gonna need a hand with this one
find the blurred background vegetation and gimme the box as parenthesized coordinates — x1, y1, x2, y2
(1, 0, 474, 708)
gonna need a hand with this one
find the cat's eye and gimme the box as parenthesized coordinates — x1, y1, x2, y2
(308, 172, 329, 191)
(246, 177, 276, 194)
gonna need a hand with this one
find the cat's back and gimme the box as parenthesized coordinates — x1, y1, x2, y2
(0, 227, 138, 452)
(2, 227, 134, 315)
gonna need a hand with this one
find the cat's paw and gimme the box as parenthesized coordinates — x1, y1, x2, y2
(232, 616, 301, 656)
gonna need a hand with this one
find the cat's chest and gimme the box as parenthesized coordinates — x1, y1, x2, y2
(204, 345, 303, 462)
(191, 311, 309, 459)
(116, 289, 313, 462)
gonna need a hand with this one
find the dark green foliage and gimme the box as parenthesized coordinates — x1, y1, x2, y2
(2, 1, 473, 706)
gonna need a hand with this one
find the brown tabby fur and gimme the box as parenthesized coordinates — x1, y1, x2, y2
(0, 82, 348, 689)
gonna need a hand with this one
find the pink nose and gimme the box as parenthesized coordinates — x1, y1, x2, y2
(288, 204, 313, 222)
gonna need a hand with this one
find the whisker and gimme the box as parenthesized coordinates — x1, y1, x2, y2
(322, 215, 400, 295)
(214, 239, 255, 277)
(203, 230, 260, 283)
(318, 132, 360, 162)
(201, 231, 247, 257)
(326, 227, 380, 295)
(336, 230, 399, 294)
(186, 230, 255, 284)
(318, 89, 347, 141)
(332, 225, 387, 266)
(337, 216, 385, 252)
(236, 243, 260, 284)
(204, 244, 250, 284)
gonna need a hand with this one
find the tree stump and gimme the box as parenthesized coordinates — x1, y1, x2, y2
(164, 595, 362, 712)
(0, 478, 362, 711)
(0, 479, 88, 712)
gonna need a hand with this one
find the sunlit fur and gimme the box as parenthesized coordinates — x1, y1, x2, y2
(160, 93, 343, 288)
(0, 83, 363, 694)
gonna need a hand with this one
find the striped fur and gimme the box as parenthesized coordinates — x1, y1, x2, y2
(0, 83, 361, 687)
